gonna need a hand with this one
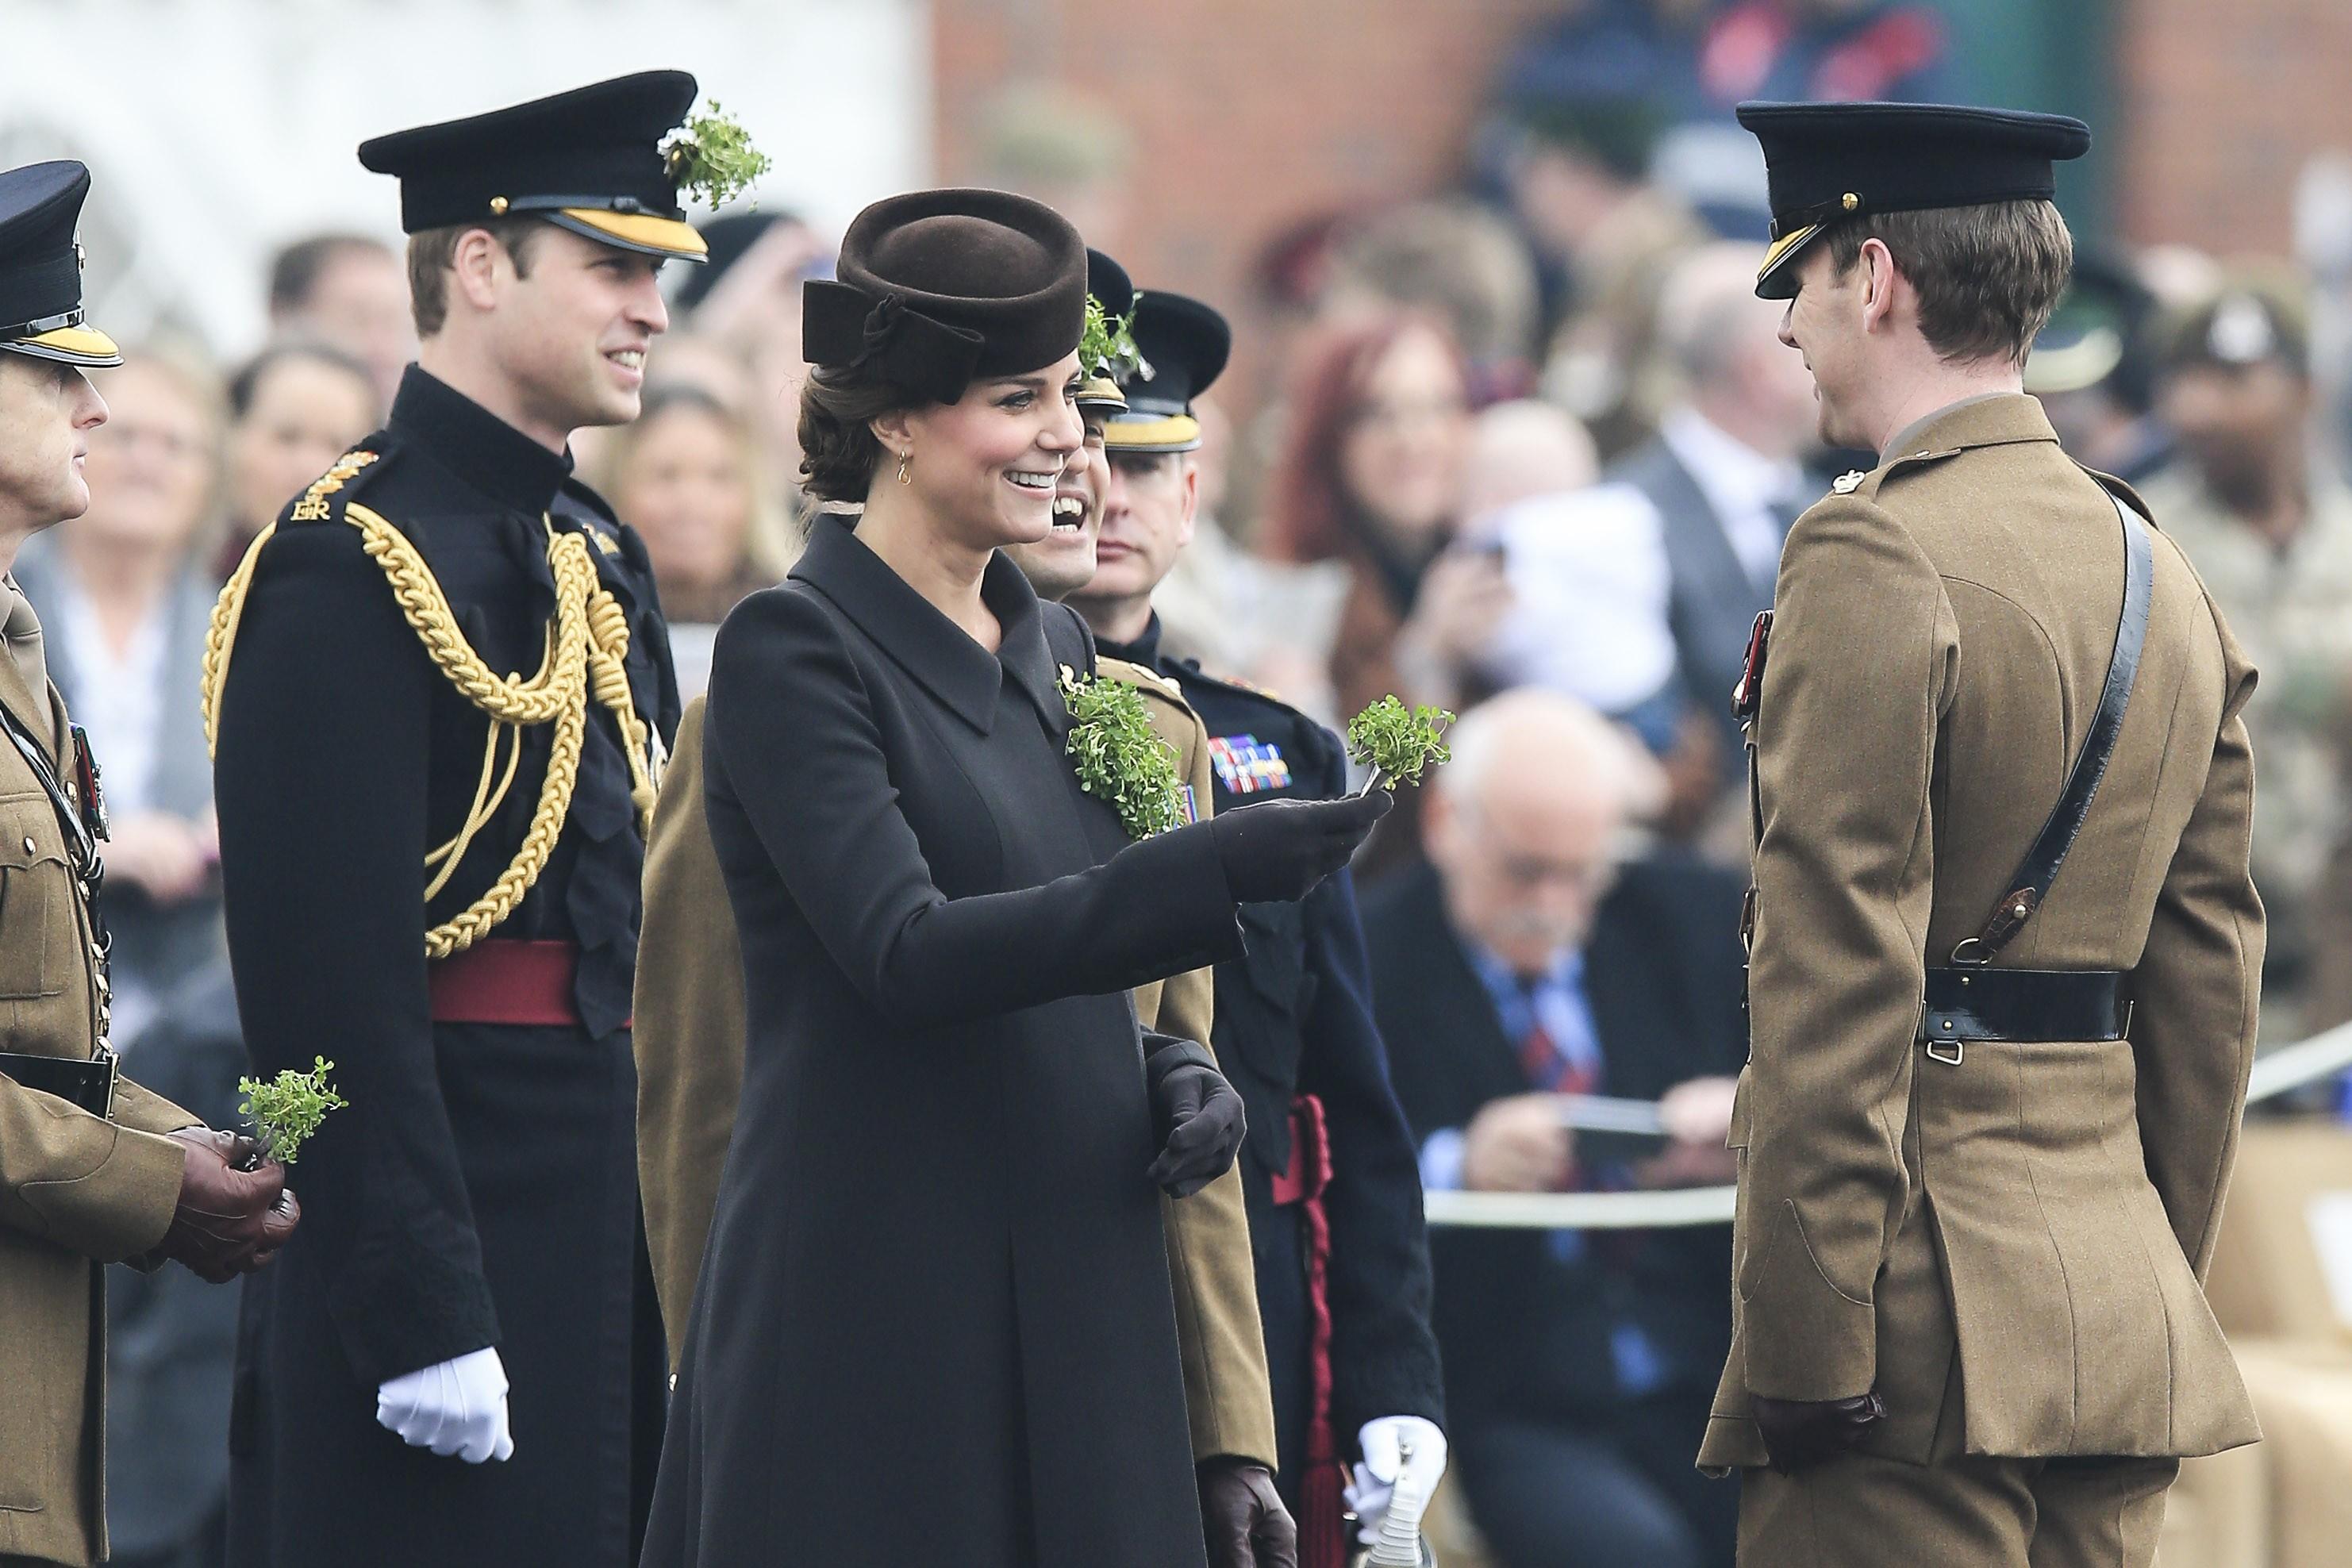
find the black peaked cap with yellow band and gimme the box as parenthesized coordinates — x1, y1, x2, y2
(1105, 290, 1229, 455)
(1739, 101, 2091, 301)
(358, 71, 711, 262)
(1080, 248, 1133, 413)
(802, 188, 1087, 406)
(0, 162, 120, 367)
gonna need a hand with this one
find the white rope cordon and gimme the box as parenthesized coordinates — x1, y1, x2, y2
(1425, 1021, 2352, 1230)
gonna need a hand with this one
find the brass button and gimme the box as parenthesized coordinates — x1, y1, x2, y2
(1958, 975, 1972, 986)
(1843, 192, 1860, 212)
(489, 195, 510, 216)
(2013, 902, 2030, 918)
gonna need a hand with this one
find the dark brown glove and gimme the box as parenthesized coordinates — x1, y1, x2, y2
(1752, 1391, 1885, 1473)
(1198, 1459, 1299, 1568)
(1207, 790, 1390, 905)
(157, 1128, 302, 1283)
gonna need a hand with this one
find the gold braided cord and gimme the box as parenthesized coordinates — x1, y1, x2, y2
(201, 451, 658, 958)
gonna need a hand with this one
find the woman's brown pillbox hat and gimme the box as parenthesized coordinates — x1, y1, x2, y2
(803, 187, 1088, 405)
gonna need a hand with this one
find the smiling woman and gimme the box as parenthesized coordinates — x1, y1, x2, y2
(639, 189, 1389, 1568)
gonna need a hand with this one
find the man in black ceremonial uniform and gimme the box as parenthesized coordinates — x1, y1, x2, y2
(1069, 291, 1446, 1566)
(206, 74, 711, 1566)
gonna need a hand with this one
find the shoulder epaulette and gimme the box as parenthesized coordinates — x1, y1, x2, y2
(1101, 655, 1185, 701)
(2073, 460, 2155, 524)
(284, 447, 386, 524)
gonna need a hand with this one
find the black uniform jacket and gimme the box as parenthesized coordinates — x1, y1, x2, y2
(1363, 855, 1747, 1433)
(213, 367, 678, 1567)
(1101, 617, 1443, 1483)
(643, 519, 1246, 1568)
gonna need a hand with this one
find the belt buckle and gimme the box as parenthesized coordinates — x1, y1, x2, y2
(1919, 999, 1964, 1066)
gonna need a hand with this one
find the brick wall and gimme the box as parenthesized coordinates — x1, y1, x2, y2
(932, 0, 2349, 418)
(932, 0, 1562, 421)
(2116, 0, 2352, 254)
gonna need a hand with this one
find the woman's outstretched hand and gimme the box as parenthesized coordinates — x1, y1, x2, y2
(1206, 789, 1391, 905)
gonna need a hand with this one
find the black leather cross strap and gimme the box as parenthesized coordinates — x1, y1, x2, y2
(1956, 490, 2154, 965)
(1918, 967, 2128, 1046)
(0, 1047, 116, 1116)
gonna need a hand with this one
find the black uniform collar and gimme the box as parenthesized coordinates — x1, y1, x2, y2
(387, 366, 573, 516)
(791, 516, 1060, 733)
(1094, 611, 1164, 670)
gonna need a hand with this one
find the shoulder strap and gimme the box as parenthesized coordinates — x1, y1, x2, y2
(1956, 489, 2154, 963)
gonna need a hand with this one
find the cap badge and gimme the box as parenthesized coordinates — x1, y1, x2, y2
(2207, 294, 2277, 365)
(1832, 470, 1866, 494)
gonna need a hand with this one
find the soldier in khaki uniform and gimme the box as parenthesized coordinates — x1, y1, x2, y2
(1696, 104, 2264, 1566)
(0, 159, 298, 1568)
(634, 254, 1297, 1568)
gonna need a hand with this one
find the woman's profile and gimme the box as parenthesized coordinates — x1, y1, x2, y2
(638, 189, 1385, 1568)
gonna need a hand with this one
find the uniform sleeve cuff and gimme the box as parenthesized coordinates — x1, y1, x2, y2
(1738, 1198, 1877, 1399)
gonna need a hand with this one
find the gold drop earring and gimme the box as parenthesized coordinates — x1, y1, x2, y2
(896, 451, 912, 486)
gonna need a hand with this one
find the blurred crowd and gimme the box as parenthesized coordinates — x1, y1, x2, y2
(72, 4, 2352, 1566)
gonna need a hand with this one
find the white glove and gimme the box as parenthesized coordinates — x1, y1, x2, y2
(1346, 1415, 1447, 1556)
(376, 1347, 515, 1463)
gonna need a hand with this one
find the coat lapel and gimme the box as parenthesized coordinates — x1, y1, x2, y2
(790, 517, 1004, 732)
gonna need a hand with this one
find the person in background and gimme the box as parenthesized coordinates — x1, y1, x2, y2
(1262, 313, 1489, 725)
(264, 233, 415, 405)
(2023, 256, 2170, 485)
(1691, 0, 1952, 111)
(594, 385, 794, 698)
(2138, 274, 2352, 1039)
(1324, 200, 1546, 405)
(1461, 398, 1601, 522)
(16, 346, 229, 1051)
(1363, 690, 1744, 1568)
(1505, 240, 1818, 845)
(1478, 38, 1704, 455)
(219, 342, 381, 575)
(675, 211, 832, 495)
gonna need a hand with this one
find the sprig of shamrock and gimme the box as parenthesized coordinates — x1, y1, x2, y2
(663, 102, 773, 210)
(1062, 671, 1187, 839)
(1080, 293, 1150, 385)
(236, 1056, 347, 1165)
(1347, 695, 1455, 795)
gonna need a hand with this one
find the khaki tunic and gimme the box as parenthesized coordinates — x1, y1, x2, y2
(1699, 396, 2265, 1470)
(635, 657, 1278, 1466)
(0, 643, 196, 1568)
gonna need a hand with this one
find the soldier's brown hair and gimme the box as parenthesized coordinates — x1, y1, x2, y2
(1826, 198, 2073, 367)
(405, 217, 548, 337)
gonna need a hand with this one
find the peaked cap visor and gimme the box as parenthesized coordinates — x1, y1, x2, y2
(1739, 100, 2092, 298)
(1101, 413, 1202, 454)
(6, 323, 121, 366)
(549, 208, 709, 260)
(358, 71, 700, 240)
(804, 188, 1087, 405)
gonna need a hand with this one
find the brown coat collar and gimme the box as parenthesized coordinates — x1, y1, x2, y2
(1858, 394, 2061, 502)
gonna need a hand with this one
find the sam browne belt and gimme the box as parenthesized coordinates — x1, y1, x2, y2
(1918, 487, 2153, 1062)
